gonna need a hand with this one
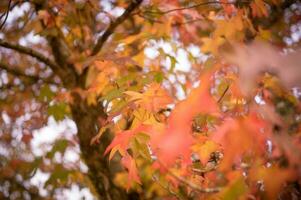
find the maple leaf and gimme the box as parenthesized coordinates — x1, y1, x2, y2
(223, 41, 301, 95)
(124, 83, 172, 112)
(192, 140, 219, 165)
(221, 0, 236, 16)
(151, 128, 194, 167)
(105, 128, 137, 158)
(250, 0, 269, 18)
(38, 10, 53, 27)
(121, 153, 142, 190)
(150, 72, 219, 167)
(105, 124, 153, 159)
(168, 72, 218, 130)
(249, 166, 294, 200)
(211, 113, 269, 170)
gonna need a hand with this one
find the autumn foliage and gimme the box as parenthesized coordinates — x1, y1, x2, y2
(0, 0, 301, 199)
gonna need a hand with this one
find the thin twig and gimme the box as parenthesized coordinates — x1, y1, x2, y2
(137, 13, 163, 23)
(91, 0, 143, 56)
(217, 84, 230, 103)
(191, 163, 218, 175)
(168, 170, 222, 193)
(143, 1, 250, 15)
(0, 0, 20, 28)
(153, 175, 183, 199)
(158, 160, 222, 193)
(0, 0, 12, 30)
(173, 18, 205, 26)
(0, 82, 17, 90)
(0, 61, 58, 85)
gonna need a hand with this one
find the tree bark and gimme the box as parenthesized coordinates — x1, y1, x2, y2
(70, 92, 140, 200)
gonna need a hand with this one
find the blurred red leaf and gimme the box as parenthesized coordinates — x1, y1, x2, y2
(122, 153, 141, 190)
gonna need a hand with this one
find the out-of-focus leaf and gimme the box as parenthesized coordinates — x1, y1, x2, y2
(121, 154, 141, 190)
(38, 85, 55, 102)
(45, 165, 73, 186)
(47, 103, 70, 121)
(154, 71, 164, 83)
(46, 139, 69, 159)
(101, 88, 124, 102)
(221, 177, 247, 200)
(166, 54, 178, 72)
(125, 83, 172, 112)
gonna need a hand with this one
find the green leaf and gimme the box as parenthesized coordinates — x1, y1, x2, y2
(38, 85, 55, 102)
(116, 73, 137, 86)
(109, 100, 128, 114)
(46, 139, 69, 159)
(101, 88, 124, 102)
(166, 54, 178, 72)
(47, 103, 69, 121)
(143, 6, 164, 19)
(39, 27, 58, 37)
(154, 72, 164, 83)
(135, 132, 150, 144)
(131, 138, 152, 162)
(222, 177, 248, 200)
(45, 165, 73, 186)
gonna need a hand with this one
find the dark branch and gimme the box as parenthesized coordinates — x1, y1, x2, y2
(142, 1, 250, 15)
(0, 0, 11, 30)
(0, 39, 60, 71)
(0, 82, 16, 90)
(0, 0, 19, 21)
(217, 84, 230, 103)
(32, 4, 78, 88)
(139, 15, 207, 26)
(91, 0, 143, 56)
(0, 61, 58, 85)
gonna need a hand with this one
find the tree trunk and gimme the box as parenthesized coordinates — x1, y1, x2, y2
(70, 92, 139, 200)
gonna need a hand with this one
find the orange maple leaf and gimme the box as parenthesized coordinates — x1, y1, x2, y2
(121, 153, 141, 190)
(124, 83, 172, 112)
(150, 72, 219, 167)
(104, 125, 150, 158)
(211, 113, 269, 170)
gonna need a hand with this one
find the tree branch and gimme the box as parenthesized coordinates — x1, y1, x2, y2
(91, 0, 143, 56)
(217, 84, 230, 103)
(0, 82, 16, 90)
(0, 39, 59, 71)
(142, 1, 250, 15)
(0, 0, 11, 30)
(31, 4, 78, 88)
(191, 162, 218, 175)
(168, 169, 222, 193)
(0, 61, 58, 85)
(157, 160, 222, 194)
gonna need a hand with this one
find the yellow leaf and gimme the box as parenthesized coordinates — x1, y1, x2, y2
(192, 141, 219, 164)
(124, 91, 143, 102)
(125, 83, 172, 112)
(201, 37, 225, 55)
(87, 92, 97, 106)
(131, 108, 158, 128)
